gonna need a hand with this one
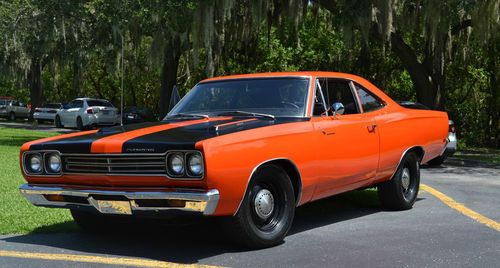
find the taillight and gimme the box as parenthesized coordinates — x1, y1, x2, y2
(86, 108, 93, 114)
(449, 124, 456, 133)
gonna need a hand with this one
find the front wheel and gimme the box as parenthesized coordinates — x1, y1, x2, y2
(228, 164, 295, 248)
(378, 152, 420, 210)
(76, 116, 84, 130)
(55, 116, 63, 128)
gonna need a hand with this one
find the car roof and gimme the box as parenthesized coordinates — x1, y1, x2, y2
(74, 98, 109, 102)
(200, 71, 368, 83)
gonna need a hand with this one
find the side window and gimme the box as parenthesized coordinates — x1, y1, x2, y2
(74, 100, 84, 108)
(355, 83, 385, 112)
(318, 78, 359, 115)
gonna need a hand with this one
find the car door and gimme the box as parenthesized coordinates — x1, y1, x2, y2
(311, 77, 380, 200)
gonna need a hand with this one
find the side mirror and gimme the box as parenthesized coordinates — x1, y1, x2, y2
(331, 102, 345, 117)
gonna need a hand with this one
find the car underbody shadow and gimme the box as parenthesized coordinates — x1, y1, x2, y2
(2, 189, 424, 264)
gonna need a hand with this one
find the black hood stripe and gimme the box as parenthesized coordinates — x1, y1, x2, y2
(122, 117, 310, 153)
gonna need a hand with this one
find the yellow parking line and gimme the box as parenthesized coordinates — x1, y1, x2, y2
(0, 250, 221, 268)
(421, 184, 500, 232)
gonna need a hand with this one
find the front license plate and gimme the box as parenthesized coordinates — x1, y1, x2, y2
(96, 200, 132, 215)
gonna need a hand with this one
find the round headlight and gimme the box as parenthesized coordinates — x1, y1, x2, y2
(188, 154, 203, 176)
(29, 154, 42, 173)
(168, 153, 184, 175)
(47, 153, 61, 173)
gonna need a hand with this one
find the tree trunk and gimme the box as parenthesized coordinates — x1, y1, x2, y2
(390, 34, 444, 109)
(28, 58, 43, 119)
(159, 50, 180, 118)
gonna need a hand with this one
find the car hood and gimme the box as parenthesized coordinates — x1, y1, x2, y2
(26, 117, 308, 154)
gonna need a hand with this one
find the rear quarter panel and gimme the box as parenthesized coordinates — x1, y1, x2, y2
(373, 106, 449, 183)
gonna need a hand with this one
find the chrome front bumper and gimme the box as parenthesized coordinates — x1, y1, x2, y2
(19, 184, 219, 216)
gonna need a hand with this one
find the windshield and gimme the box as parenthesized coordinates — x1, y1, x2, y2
(168, 78, 310, 118)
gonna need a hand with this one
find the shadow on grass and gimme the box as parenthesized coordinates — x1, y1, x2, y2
(0, 136, 51, 147)
(2, 190, 424, 264)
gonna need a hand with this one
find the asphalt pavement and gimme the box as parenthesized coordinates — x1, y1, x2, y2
(0, 159, 499, 268)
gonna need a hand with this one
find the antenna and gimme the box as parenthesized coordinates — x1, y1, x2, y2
(120, 32, 124, 127)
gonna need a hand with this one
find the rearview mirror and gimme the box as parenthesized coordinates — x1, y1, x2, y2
(331, 102, 345, 117)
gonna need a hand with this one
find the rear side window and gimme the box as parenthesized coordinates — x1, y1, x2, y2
(355, 83, 385, 112)
(44, 103, 61, 109)
(87, 100, 113, 107)
(74, 100, 84, 108)
(0, 100, 5, 105)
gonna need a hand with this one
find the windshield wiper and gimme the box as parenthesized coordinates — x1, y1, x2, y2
(168, 113, 210, 119)
(216, 111, 275, 120)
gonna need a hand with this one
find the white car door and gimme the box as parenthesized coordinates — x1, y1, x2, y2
(66, 100, 84, 126)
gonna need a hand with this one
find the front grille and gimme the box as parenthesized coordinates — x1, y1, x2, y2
(62, 154, 166, 175)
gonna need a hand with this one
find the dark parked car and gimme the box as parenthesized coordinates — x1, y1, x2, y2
(122, 106, 156, 124)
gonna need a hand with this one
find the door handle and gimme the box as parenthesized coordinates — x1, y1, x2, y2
(319, 127, 336, 135)
(367, 124, 377, 133)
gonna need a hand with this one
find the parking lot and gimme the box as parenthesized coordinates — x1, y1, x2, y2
(0, 158, 498, 267)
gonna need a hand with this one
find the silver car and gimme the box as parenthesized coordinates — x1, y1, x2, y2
(0, 99, 30, 120)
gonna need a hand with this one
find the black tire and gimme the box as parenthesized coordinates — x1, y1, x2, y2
(76, 116, 84, 130)
(70, 209, 130, 233)
(378, 152, 420, 210)
(427, 155, 446, 166)
(8, 112, 15, 121)
(228, 164, 295, 248)
(55, 116, 63, 128)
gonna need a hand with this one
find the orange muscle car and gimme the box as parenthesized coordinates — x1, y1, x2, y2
(19, 72, 449, 248)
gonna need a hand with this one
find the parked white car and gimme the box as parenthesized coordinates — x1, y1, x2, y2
(55, 98, 118, 130)
(33, 103, 63, 123)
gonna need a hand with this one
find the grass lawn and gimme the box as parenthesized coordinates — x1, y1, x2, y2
(0, 127, 77, 234)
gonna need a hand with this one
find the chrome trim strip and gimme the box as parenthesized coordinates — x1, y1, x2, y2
(19, 184, 219, 215)
(233, 157, 303, 216)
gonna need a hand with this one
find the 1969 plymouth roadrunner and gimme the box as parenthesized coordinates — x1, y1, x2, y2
(19, 72, 449, 248)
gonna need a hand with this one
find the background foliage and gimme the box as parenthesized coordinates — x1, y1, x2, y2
(0, 0, 498, 148)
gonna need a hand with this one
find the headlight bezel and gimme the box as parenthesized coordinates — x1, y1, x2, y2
(165, 151, 204, 180)
(25, 153, 43, 174)
(22, 150, 63, 176)
(46, 152, 62, 174)
(187, 153, 204, 177)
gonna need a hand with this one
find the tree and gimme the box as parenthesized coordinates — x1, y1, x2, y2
(314, 0, 499, 110)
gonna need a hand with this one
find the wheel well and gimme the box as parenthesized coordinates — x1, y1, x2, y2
(260, 159, 302, 206)
(407, 146, 425, 162)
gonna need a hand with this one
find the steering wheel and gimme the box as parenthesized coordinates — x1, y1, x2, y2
(281, 101, 300, 109)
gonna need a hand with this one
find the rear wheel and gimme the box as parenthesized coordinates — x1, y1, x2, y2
(76, 116, 84, 130)
(55, 116, 63, 128)
(8, 112, 15, 121)
(378, 152, 420, 210)
(228, 165, 295, 248)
